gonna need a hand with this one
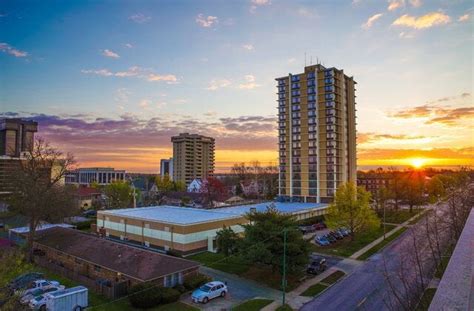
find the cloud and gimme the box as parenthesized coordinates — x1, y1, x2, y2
(114, 88, 131, 103)
(101, 49, 120, 59)
(387, 0, 422, 11)
(129, 14, 151, 24)
(399, 31, 415, 39)
(81, 66, 178, 84)
(288, 58, 296, 64)
(0, 42, 28, 57)
(242, 44, 254, 51)
(196, 14, 218, 27)
(389, 93, 473, 126)
(124, 43, 133, 48)
(250, 0, 271, 14)
(358, 133, 428, 144)
(139, 99, 150, 109)
(458, 14, 470, 22)
(206, 79, 232, 91)
(392, 12, 450, 29)
(297, 7, 317, 18)
(239, 75, 260, 90)
(362, 13, 383, 29)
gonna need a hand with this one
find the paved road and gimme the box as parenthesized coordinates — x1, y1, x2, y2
(302, 205, 446, 311)
(182, 266, 281, 310)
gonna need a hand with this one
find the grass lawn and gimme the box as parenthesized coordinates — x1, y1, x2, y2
(300, 283, 328, 297)
(434, 247, 454, 279)
(320, 270, 345, 285)
(311, 225, 396, 257)
(382, 208, 422, 224)
(89, 300, 198, 311)
(232, 298, 273, 311)
(357, 227, 407, 260)
(188, 252, 302, 292)
(415, 288, 437, 311)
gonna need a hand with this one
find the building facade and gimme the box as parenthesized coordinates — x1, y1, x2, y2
(0, 118, 38, 202)
(160, 158, 173, 179)
(171, 133, 215, 185)
(97, 202, 328, 255)
(276, 64, 357, 203)
(65, 167, 126, 186)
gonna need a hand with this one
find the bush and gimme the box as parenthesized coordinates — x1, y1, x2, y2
(183, 273, 211, 290)
(128, 283, 162, 309)
(173, 284, 186, 294)
(167, 250, 182, 258)
(160, 287, 181, 304)
(74, 220, 93, 230)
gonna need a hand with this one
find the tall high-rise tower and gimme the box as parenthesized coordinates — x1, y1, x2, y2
(171, 133, 215, 185)
(276, 64, 357, 203)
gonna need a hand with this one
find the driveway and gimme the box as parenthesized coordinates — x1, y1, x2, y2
(182, 266, 281, 310)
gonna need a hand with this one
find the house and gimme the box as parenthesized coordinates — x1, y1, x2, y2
(33, 227, 200, 298)
(187, 178, 203, 193)
(240, 180, 261, 197)
(75, 187, 102, 210)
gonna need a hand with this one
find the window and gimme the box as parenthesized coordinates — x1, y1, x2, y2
(291, 75, 300, 82)
(325, 93, 335, 100)
(308, 102, 316, 109)
(292, 112, 301, 118)
(307, 72, 315, 79)
(307, 80, 316, 87)
(291, 97, 301, 104)
(308, 117, 317, 124)
(324, 78, 334, 85)
(324, 69, 333, 77)
(291, 82, 300, 89)
(307, 87, 316, 94)
(292, 104, 300, 111)
(292, 134, 301, 141)
(291, 89, 300, 96)
(308, 94, 316, 101)
(279, 93, 286, 99)
(308, 110, 316, 117)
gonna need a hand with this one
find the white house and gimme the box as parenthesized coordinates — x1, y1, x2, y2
(187, 178, 203, 193)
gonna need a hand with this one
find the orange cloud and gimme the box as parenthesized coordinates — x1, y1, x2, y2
(392, 12, 451, 29)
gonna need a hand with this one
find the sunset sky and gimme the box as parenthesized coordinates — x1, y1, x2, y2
(1, 0, 473, 173)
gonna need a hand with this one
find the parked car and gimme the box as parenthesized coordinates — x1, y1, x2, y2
(306, 258, 327, 275)
(192, 281, 227, 304)
(299, 225, 314, 234)
(20, 286, 63, 305)
(315, 235, 330, 246)
(313, 222, 327, 230)
(9, 272, 44, 291)
(337, 228, 349, 237)
(21, 280, 61, 296)
(82, 210, 97, 218)
(325, 234, 336, 243)
(330, 231, 344, 240)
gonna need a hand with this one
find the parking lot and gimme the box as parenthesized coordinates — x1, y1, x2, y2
(181, 266, 281, 310)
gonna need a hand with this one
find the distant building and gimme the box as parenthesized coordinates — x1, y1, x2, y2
(187, 178, 203, 193)
(357, 172, 392, 195)
(65, 167, 126, 186)
(74, 187, 102, 209)
(160, 158, 173, 179)
(276, 64, 357, 203)
(0, 118, 38, 200)
(171, 133, 215, 185)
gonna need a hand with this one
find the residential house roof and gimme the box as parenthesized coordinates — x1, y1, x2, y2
(34, 227, 200, 282)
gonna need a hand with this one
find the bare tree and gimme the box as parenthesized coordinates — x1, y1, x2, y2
(7, 138, 77, 261)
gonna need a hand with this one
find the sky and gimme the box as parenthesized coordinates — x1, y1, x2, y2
(0, 0, 473, 173)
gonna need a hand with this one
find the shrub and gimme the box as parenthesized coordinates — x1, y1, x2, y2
(173, 284, 186, 294)
(160, 287, 181, 304)
(183, 273, 211, 290)
(128, 283, 161, 309)
(167, 250, 182, 258)
(74, 220, 93, 230)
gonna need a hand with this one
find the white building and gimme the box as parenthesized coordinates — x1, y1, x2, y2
(160, 158, 173, 180)
(65, 167, 126, 186)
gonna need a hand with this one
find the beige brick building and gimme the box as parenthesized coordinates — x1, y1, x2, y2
(171, 133, 215, 185)
(276, 64, 357, 203)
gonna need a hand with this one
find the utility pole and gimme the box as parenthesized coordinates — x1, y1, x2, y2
(383, 202, 386, 240)
(281, 228, 287, 306)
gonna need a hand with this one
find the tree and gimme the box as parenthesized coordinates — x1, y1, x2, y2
(7, 138, 77, 261)
(426, 175, 445, 203)
(104, 180, 132, 208)
(372, 186, 392, 215)
(388, 169, 407, 210)
(325, 182, 380, 240)
(403, 171, 425, 213)
(155, 175, 175, 194)
(215, 226, 240, 256)
(240, 205, 310, 273)
(201, 177, 226, 208)
(173, 180, 186, 192)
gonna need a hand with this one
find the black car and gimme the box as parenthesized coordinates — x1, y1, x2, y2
(306, 258, 327, 275)
(330, 231, 343, 240)
(82, 210, 97, 218)
(325, 234, 336, 243)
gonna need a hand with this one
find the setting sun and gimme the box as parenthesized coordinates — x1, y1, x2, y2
(410, 158, 427, 168)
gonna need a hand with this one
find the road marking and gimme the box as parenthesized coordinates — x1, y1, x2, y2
(357, 297, 367, 307)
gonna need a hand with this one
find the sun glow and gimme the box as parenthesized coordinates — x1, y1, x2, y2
(410, 158, 427, 168)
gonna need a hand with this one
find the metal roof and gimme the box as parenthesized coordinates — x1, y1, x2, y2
(99, 202, 328, 225)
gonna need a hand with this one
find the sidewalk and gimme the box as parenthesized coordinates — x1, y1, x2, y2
(349, 210, 426, 260)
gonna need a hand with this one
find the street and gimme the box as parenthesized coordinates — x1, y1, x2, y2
(302, 205, 448, 311)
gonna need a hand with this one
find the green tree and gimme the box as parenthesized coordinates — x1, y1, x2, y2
(240, 205, 310, 273)
(215, 226, 240, 256)
(104, 180, 132, 208)
(325, 182, 380, 240)
(173, 180, 186, 192)
(427, 175, 445, 203)
(403, 172, 425, 213)
(155, 175, 175, 193)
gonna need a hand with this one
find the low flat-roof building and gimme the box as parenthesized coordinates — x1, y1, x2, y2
(33, 227, 200, 298)
(97, 202, 328, 255)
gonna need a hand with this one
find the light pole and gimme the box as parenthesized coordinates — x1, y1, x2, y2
(383, 202, 386, 240)
(281, 228, 287, 306)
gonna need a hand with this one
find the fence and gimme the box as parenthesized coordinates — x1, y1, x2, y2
(35, 257, 128, 299)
